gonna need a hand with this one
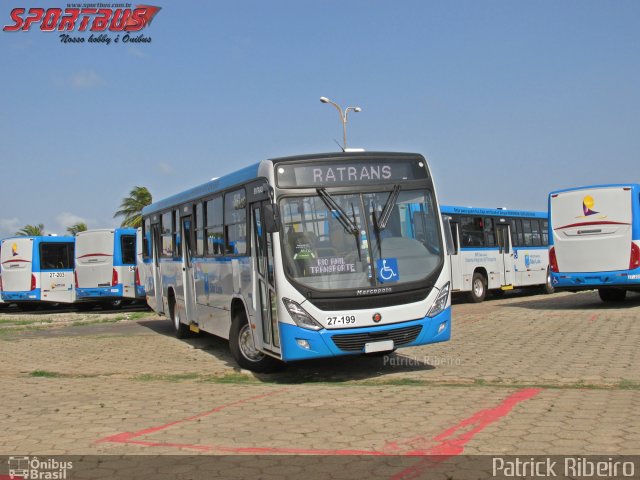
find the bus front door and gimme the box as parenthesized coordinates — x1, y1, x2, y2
(180, 215, 197, 328)
(251, 201, 281, 357)
(447, 221, 463, 292)
(496, 224, 515, 288)
(151, 224, 164, 314)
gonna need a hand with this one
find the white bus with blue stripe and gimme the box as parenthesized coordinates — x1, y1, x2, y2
(140, 152, 451, 372)
(0, 236, 75, 308)
(441, 206, 552, 302)
(549, 184, 640, 302)
(74, 228, 145, 309)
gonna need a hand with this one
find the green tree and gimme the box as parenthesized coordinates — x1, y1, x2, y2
(114, 186, 152, 228)
(16, 223, 45, 236)
(66, 222, 88, 236)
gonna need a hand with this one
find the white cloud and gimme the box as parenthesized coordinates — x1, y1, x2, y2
(127, 47, 146, 58)
(158, 162, 174, 175)
(71, 70, 106, 89)
(56, 212, 88, 233)
(0, 218, 20, 239)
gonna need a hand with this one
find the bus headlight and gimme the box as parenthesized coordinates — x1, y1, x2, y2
(283, 298, 323, 331)
(427, 282, 450, 318)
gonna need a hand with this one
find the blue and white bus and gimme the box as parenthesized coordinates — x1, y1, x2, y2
(74, 228, 145, 309)
(0, 236, 75, 308)
(140, 152, 452, 371)
(549, 184, 640, 302)
(441, 206, 552, 302)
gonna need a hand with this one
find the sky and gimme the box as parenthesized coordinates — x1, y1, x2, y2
(1, 1, 639, 237)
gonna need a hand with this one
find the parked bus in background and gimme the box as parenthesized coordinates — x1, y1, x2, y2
(549, 184, 640, 302)
(0, 236, 75, 309)
(140, 151, 451, 371)
(0, 243, 5, 308)
(74, 228, 145, 309)
(441, 206, 552, 302)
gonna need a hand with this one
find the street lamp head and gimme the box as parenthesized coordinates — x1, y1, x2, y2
(319, 96, 330, 104)
(354, 107, 362, 112)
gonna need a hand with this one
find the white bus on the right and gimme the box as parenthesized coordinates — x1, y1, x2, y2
(549, 184, 640, 302)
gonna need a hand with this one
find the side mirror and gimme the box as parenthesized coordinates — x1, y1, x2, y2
(263, 203, 280, 234)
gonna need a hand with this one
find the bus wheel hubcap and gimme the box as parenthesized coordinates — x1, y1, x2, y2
(474, 280, 483, 296)
(239, 324, 263, 362)
(174, 309, 180, 330)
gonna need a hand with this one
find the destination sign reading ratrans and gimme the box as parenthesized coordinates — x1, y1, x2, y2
(276, 159, 428, 188)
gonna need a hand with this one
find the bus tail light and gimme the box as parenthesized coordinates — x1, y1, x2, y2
(135, 267, 141, 286)
(0, 276, 3, 291)
(283, 298, 323, 331)
(631, 243, 640, 270)
(549, 247, 559, 273)
(30, 274, 37, 291)
(427, 282, 450, 317)
(74, 271, 79, 289)
(112, 268, 118, 287)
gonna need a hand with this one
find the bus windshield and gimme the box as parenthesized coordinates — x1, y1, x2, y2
(280, 189, 442, 292)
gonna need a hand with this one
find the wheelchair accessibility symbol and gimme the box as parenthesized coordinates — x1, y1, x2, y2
(376, 258, 400, 283)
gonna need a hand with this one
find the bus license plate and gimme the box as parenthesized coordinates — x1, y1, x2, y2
(364, 340, 394, 353)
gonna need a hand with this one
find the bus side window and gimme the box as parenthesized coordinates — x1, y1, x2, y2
(541, 220, 549, 246)
(531, 219, 542, 246)
(522, 219, 533, 246)
(174, 210, 182, 257)
(195, 202, 205, 256)
(206, 197, 223, 255)
(160, 211, 173, 257)
(483, 217, 495, 246)
(225, 188, 247, 255)
(460, 216, 484, 247)
(142, 218, 151, 259)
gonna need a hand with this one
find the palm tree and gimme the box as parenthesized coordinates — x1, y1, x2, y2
(114, 186, 152, 228)
(67, 222, 88, 236)
(16, 224, 45, 236)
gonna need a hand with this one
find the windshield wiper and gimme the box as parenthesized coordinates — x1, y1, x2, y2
(376, 184, 401, 231)
(317, 188, 359, 235)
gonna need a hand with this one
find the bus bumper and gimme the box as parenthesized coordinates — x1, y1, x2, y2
(76, 285, 123, 300)
(551, 267, 640, 290)
(279, 307, 451, 362)
(1, 289, 41, 302)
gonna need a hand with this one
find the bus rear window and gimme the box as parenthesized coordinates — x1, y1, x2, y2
(40, 243, 74, 270)
(121, 235, 136, 265)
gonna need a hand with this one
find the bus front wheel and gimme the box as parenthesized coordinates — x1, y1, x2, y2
(543, 269, 555, 295)
(229, 311, 281, 373)
(468, 272, 487, 303)
(598, 288, 626, 303)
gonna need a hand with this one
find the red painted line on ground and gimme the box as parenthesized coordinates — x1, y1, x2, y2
(589, 314, 598, 323)
(96, 387, 541, 460)
(390, 387, 542, 479)
(96, 389, 286, 445)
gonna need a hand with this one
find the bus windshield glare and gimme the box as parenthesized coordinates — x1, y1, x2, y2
(280, 189, 442, 291)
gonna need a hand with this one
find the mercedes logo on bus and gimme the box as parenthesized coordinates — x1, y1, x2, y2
(372, 313, 382, 323)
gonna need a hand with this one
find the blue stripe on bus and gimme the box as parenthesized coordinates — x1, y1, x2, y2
(551, 266, 640, 289)
(142, 163, 261, 216)
(278, 306, 451, 362)
(1, 289, 41, 301)
(440, 205, 547, 219)
(76, 285, 123, 299)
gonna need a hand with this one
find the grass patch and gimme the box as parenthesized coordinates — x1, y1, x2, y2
(0, 318, 54, 326)
(127, 311, 153, 320)
(618, 379, 640, 390)
(29, 370, 64, 378)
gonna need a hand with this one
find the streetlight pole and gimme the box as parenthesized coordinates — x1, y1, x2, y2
(320, 97, 362, 150)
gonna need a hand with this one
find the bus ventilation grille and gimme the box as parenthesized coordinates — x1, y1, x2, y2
(331, 325, 422, 352)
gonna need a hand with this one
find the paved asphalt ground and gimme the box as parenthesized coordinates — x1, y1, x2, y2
(0, 291, 638, 478)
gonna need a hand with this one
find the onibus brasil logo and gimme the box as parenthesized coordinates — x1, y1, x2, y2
(8, 456, 73, 479)
(3, 4, 161, 45)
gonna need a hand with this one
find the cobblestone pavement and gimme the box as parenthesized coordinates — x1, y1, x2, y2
(1, 291, 639, 462)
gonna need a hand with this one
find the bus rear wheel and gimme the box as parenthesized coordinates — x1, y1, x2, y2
(468, 272, 487, 303)
(229, 311, 281, 373)
(543, 269, 555, 295)
(169, 297, 190, 339)
(598, 288, 626, 303)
